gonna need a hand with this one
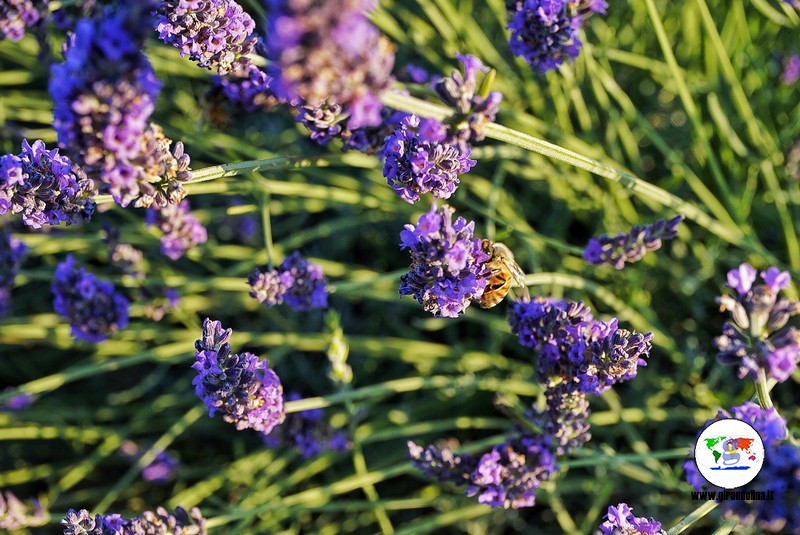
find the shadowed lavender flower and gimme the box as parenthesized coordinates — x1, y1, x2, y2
(299, 102, 407, 154)
(399, 203, 490, 317)
(466, 436, 558, 509)
(1, 139, 96, 228)
(62, 506, 207, 534)
(0, 228, 26, 317)
(785, 0, 800, 7)
(598, 503, 665, 535)
(584, 215, 683, 269)
(193, 318, 285, 434)
(119, 440, 179, 485)
(146, 200, 208, 260)
(381, 115, 476, 203)
(155, 0, 258, 75)
(782, 54, 800, 85)
(407, 441, 477, 486)
(211, 64, 279, 113)
(714, 264, 800, 382)
(0, 491, 47, 530)
(530, 388, 591, 455)
(50, 4, 193, 208)
(266, 0, 395, 130)
(52, 255, 130, 343)
(434, 54, 503, 150)
(263, 393, 349, 458)
(0, 388, 34, 412)
(506, 0, 606, 73)
(248, 252, 329, 311)
(0, 0, 46, 42)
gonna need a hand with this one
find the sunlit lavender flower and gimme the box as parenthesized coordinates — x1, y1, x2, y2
(52, 255, 130, 343)
(300, 102, 406, 154)
(0, 491, 46, 530)
(506, 0, 606, 73)
(584, 215, 683, 269)
(248, 252, 329, 311)
(434, 54, 503, 150)
(193, 318, 285, 434)
(0, 139, 96, 228)
(266, 0, 395, 130)
(146, 200, 208, 260)
(154, 0, 258, 75)
(399, 203, 490, 317)
(714, 264, 800, 382)
(381, 115, 476, 203)
(119, 440, 179, 485)
(51, 5, 193, 208)
(62, 506, 207, 535)
(465, 436, 558, 509)
(598, 503, 666, 535)
(408, 441, 477, 486)
(782, 54, 800, 85)
(263, 393, 349, 458)
(0, 0, 47, 42)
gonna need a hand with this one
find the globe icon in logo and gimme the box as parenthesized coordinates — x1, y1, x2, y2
(694, 418, 765, 489)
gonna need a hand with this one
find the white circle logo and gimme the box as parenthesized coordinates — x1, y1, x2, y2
(694, 418, 765, 489)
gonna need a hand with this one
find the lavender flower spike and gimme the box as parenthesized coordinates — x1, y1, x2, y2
(0, 0, 47, 42)
(584, 215, 683, 269)
(0, 139, 96, 228)
(399, 203, 490, 317)
(52, 255, 130, 343)
(146, 200, 208, 260)
(382, 115, 476, 203)
(248, 252, 329, 311)
(61, 506, 207, 534)
(598, 503, 666, 534)
(1, 491, 47, 530)
(193, 318, 285, 434)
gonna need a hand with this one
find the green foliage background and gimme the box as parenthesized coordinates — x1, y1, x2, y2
(1, 0, 799, 532)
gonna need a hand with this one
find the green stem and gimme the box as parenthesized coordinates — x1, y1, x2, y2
(260, 191, 275, 270)
(666, 500, 719, 535)
(754, 369, 774, 410)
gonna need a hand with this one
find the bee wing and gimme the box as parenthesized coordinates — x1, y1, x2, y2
(505, 258, 527, 288)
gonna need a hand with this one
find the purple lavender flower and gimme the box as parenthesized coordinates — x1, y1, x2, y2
(62, 506, 207, 535)
(212, 64, 279, 113)
(0, 388, 34, 412)
(154, 0, 258, 75)
(399, 203, 490, 317)
(584, 215, 683, 269)
(50, 5, 193, 209)
(381, 115, 477, 203)
(263, 393, 349, 458)
(408, 440, 477, 486)
(265, 0, 395, 130)
(146, 200, 208, 260)
(782, 54, 800, 85)
(193, 318, 285, 434)
(248, 252, 329, 311)
(299, 102, 407, 154)
(529, 388, 591, 455)
(0, 491, 46, 530)
(434, 54, 503, 150)
(0, 139, 96, 228)
(714, 264, 800, 382)
(51, 255, 130, 343)
(506, 0, 606, 74)
(0, 228, 26, 317)
(465, 436, 558, 509)
(0, 0, 47, 42)
(119, 440, 179, 485)
(598, 503, 666, 534)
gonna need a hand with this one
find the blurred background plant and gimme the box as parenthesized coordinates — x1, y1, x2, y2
(0, 0, 799, 533)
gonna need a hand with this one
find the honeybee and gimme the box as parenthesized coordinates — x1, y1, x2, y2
(477, 240, 530, 308)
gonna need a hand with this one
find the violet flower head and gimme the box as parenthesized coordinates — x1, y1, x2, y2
(0, 139, 96, 229)
(598, 503, 666, 535)
(248, 252, 329, 311)
(62, 506, 207, 535)
(0, 491, 47, 531)
(584, 215, 683, 269)
(212, 64, 279, 113)
(263, 393, 349, 458)
(50, 5, 193, 209)
(465, 436, 558, 509)
(434, 53, 503, 150)
(266, 0, 395, 130)
(61, 509, 104, 535)
(154, 0, 258, 75)
(52, 255, 130, 343)
(714, 264, 800, 382)
(381, 115, 476, 203)
(399, 203, 490, 318)
(0, 0, 47, 42)
(146, 200, 208, 260)
(299, 102, 406, 155)
(529, 388, 592, 455)
(506, 0, 605, 74)
(782, 53, 800, 85)
(193, 318, 285, 434)
(407, 440, 477, 486)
